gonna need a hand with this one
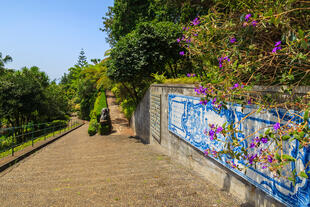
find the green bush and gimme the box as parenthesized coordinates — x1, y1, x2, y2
(120, 98, 136, 120)
(88, 91, 111, 135)
(88, 117, 98, 136)
(48, 120, 67, 128)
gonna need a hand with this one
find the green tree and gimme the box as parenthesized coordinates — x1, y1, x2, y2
(0, 52, 13, 74)
(107, 21, 184, 103)
(77, 48, 88, 68)
(101, 0, 152, 45)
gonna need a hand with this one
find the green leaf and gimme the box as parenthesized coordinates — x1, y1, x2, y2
(304, 110, 309, 122)
(282, 154, 295, 161)
(275, 153, 282, 162)
(299, 171, 308, 179)
(301, 39, 308, 50)
(282, 135, 291, 141)
(298, 29, 304, 38)
(288, 176, 296, 186)
(257, 106, 262, 114)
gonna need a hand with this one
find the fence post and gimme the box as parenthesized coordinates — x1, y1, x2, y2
(44, 126, 46, 140)
(31, 124, 34, 147)
(11, 128, 14, 156)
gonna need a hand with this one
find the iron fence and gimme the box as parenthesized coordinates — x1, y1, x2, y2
(0, 119, 82, 157)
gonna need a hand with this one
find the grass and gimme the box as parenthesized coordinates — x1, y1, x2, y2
(0, 123, 80, 159)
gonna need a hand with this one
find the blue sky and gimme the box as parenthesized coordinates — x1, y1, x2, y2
(0, 0, 114, 81)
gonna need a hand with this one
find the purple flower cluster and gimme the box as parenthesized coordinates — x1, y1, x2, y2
(230, 83, 244, 90)
(245, 14, 251, 22)
(206, 124, 224, 140)
(248, 153, 257, 164)
(251, 20, 257, 27)
(272, 41, 282, 53)
(195, 86, 207, 95)
(177, 35, 191, 44)
(247, 98, 253, 104)
(230, 37, 236, 43)
(200, 99, 208, 105)
(273, 122, 280, 131)
(249, 136, 269, 148)
(187, 73, 196, 77)
(182, 27, 189, 31)
(179, 51, 185, 56)
(191, 17, 200, 26)
(243, 14, 258, 27)
(218, 56, 230, 68)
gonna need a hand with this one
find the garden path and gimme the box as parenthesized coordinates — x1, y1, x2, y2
(0, 92, 242, 207)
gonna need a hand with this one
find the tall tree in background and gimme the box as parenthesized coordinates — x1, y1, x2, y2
(77, 48, 88, 68)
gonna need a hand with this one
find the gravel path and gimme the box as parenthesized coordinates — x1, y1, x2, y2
(0, 92, 243, 207)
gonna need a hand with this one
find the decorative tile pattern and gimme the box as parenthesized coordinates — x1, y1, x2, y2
(168, 94, 310, 207)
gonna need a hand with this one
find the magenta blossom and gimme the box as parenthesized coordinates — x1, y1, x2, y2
(212, 98, 217, 105)
(272, 46, 281, 53)
(261, 137, 268, 143)
(209, 130, 215, 140)
(200, 100, 208, 105)
(216, 127, 223, 134)
(251, 21, 257, 27)
(230, 37, 236, 43)
(275, 41, 281, 46)
(191, 17, 200, 26)
(267, 155, 273, 163)
(245, 14, 251, 22)
(248, 154, 257, 164)
(177, 38, 181, 43)
(250, 142, 256, 148)
(179, 51, 185, 56)
(204, 150, 209, 156)
(273, 123, 280, 131)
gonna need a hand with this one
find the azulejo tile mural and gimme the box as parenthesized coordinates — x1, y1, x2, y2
(168, 94, 310, 207)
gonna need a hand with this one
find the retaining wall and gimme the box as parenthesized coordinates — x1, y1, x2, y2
(130, 84, 310, 207)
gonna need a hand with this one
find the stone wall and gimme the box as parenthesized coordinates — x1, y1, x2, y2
(130, 84, 310, 207)
(130, 88, 150, 144)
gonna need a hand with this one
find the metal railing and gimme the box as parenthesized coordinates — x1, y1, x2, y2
(0, 119, 82, 158)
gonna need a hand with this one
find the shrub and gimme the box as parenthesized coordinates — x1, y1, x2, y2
(88, 117, 98, 136)
(87, 91, 111, 135)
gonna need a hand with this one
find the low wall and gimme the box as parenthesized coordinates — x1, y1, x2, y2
(130, 84, 310, 207)
(130, 88, 150, 144)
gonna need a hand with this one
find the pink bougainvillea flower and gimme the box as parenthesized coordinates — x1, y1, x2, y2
(230, 37, 236, 43)
(179, 51, 185, 56)
(273, 123, 280, 131)
(245, 14, 251, 22)
(216, 127, 223, 134)
(275, 41, 281, 46)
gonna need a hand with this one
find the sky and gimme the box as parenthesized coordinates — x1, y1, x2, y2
(0, 0, 114, 81)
